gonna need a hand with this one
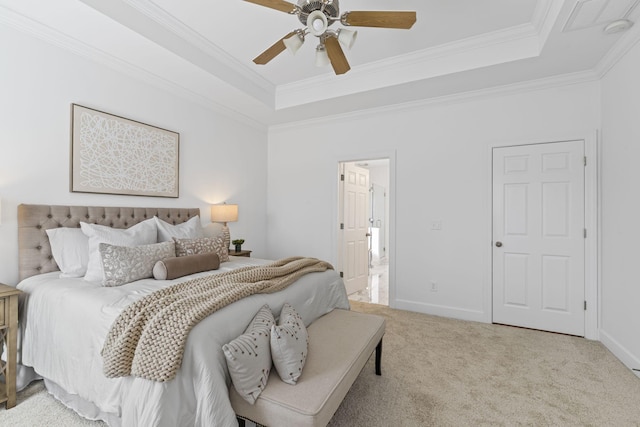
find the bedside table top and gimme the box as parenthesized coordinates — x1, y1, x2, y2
(0, 284, 21, 298)
(229, 249, 252, 257)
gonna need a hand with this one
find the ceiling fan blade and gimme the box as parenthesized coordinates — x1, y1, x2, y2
(244, 0, 297, 14)
(253, 32, 296, 65)
(324, 37, 350, 75)
(342, 11, 417, 29)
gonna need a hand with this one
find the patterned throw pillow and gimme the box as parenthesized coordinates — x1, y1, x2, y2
(223, 305, 275, 404)
(271, 303, 309, 385)
(99, 241, 175, 287)
(173, 236, 229, 262)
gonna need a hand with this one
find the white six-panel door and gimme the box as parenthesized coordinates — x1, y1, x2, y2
(342, 163, 370, 295)
(492, 141, 585, 336)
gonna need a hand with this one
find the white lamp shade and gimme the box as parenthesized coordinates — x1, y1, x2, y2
(338, 29, 358, 50)
(211, 204, 238, 223)
(283, 34, 304, 55)
(307, 10, 328, 36)
(315, 45, 330, 67)
(338, 28, 358, 49)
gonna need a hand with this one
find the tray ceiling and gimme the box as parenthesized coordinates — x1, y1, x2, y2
(1, 0, 639, 126)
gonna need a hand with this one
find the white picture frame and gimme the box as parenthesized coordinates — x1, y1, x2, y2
(71, 104, 179, 198)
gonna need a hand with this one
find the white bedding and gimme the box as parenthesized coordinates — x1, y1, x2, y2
(18, 256, 350, 426)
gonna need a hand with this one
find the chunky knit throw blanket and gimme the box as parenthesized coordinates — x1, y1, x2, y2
(101, 257, 333, 382)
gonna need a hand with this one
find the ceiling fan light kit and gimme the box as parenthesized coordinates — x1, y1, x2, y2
(337, 28, 357, 50)
(315, 44, 331, 67)
(283, 31, 305, 54)
(308, 10, 329, 36)
(246, 0, 416, 75)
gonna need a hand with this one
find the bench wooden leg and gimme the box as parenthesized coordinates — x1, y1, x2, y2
(375, 338, 382, 376)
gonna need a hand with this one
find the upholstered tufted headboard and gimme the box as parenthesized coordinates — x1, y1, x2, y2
(17, 204, 200, 281)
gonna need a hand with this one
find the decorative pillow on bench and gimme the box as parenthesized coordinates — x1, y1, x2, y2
(271, 303, 309, 385)
(223, 305, 275, 404)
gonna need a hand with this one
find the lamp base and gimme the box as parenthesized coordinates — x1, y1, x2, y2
(222, 225, 231, 253)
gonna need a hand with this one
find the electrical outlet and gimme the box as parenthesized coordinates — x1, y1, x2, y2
(430, 281, 438, 292)
(431, 221, 442, 231)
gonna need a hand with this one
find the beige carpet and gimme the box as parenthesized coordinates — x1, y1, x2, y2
(2, 301, 640, 426)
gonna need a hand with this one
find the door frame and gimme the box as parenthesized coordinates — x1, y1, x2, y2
(488, 131, 599, 340)
(334, 150, 397, 308)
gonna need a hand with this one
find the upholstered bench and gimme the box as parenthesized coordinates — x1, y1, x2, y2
(230, 308, 386, 427)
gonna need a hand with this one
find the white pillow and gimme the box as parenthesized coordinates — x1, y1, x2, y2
(154, 215, 203, 242)
(223, 305, 275, 404)
(46, 227, 90, 278)
(271, 303, 309, 385)
(202, 222, 224, 240)
(81, 218, 157, 283)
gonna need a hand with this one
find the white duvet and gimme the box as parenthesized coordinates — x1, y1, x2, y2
(18, 256, 350, 426)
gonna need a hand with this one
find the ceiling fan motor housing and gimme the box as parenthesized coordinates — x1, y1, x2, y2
(297, 0, 339, 26)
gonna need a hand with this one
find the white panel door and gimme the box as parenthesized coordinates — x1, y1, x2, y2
(493, 141, 585, 336)
(343, 163, 370, 295)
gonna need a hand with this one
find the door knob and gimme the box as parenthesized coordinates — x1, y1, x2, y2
(365, 233, 371, 237)
(495, 241, 503, 247)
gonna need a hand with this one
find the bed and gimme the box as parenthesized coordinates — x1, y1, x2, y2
(16, 204, 350, 426)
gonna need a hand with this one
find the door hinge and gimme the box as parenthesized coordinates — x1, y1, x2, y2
(340, 223, 344, 230)
(584, 156, 587, 166)
(339, 271, 344, 278)
(584, 228, 587, 238)
(584, 300, 587, 311)
(340, 174, 345, 181)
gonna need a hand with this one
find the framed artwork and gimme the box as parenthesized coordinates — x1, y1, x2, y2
(70, 104, 179, 198)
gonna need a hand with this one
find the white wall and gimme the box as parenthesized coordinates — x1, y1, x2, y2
(267, 82, 600, 322)
(0, 25, 268, 285)
(600, 40, 640, 372)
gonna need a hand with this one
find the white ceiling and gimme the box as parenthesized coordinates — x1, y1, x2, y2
(1, 0, 639, 127)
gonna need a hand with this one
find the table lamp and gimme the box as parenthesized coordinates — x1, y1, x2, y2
(210, 203, 238, 250)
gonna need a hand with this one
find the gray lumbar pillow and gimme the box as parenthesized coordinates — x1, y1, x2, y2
(271, 303, 309, 385)
(152, 252, 220, 280)
(223, 305, 275, 404)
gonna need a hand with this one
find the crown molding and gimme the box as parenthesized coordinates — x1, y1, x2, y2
(270, 70, 599, 132)
(121, 0, 274, 96)
(0, 4, 267, 131)
(593, 17, 640, 78)
(275, 0, 566, 110)
(77, 0, 274, 107)
(532, 0, 565, 45)
(275, 22, 542, 110)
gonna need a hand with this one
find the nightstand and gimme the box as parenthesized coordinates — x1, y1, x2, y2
(0, 283, 21, 409)
(229, 249, 252, 257)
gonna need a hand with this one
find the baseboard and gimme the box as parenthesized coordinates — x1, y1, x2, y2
(394, 299, 488, 323)
(599, 329, 640, 377)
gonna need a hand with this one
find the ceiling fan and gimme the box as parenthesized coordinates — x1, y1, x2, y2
(245, 0, 417, 75)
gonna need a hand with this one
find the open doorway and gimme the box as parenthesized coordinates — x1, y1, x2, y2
(338, 159, 389, 306)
